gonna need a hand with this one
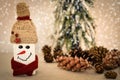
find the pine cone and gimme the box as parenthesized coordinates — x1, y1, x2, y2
(42, 45, 53, 63)
(89, 46, 109, 65)
(95, 63, 104, 74)
(90, 46, 108, 58)
(42, 45, 51, 54)
(104, 71, 117, 79)
(103, 49, 120, 70)
(57, 56, 91, 72)
(44, 54, 53, 63)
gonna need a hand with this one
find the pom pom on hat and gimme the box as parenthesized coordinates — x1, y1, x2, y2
(16, 2, 30, 17)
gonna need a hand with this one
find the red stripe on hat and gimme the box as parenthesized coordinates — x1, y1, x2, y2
(17, 16, 31, 20)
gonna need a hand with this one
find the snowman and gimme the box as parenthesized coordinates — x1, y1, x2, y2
(10, 2, 38, 76)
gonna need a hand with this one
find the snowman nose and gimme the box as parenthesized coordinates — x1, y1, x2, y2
(18, 50, 26, 55)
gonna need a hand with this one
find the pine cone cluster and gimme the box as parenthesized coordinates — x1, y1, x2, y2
(68, 46, 109, 66)
(68, 47, 96, 65)
(56, 56, 91, 72)
(104, 71, 117, 79)
(103, 49, 120, 70)
(42, 45, 53, 63)
(53, 45, 63, 59)
(42, 45, 119, 79)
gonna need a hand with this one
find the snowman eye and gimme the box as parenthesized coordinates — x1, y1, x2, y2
(18, 45, 23, 49)
(26, 45, 30, 49)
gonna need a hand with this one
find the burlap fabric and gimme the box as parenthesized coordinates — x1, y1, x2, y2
(10, 2, 38, 44)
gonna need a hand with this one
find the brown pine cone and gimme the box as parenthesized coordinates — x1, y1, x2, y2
(89, 46, 109, 65)
(57, 56, 91, 72)
(95, 63, 104, 74)
(104, 71, 117, 79)
(42, 45, 53, 63)
(42, 45, 51, 54)
(44, 54, 53, 63)
(89, 46, 109, 58)
(103, 49, 120, 70)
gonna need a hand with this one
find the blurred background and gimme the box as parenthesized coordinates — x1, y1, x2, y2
(0, 0, 120, 54)
(0, 0, 120, 80)
(0, 0, 120, 53)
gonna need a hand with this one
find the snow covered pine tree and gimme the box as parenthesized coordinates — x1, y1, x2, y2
(53, 0, 96, 51)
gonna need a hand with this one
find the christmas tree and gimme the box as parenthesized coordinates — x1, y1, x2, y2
(52, 0, 96, 51)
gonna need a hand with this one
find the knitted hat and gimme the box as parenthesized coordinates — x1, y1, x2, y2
(10, 2, 38, 44)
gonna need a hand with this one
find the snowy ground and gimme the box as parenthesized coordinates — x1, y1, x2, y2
(0, 53, 120, 80)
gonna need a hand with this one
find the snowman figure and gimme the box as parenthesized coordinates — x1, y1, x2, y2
(10, 2, 38, 76)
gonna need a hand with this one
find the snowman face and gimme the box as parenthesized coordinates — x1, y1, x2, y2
(13, 44, 35, 65)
